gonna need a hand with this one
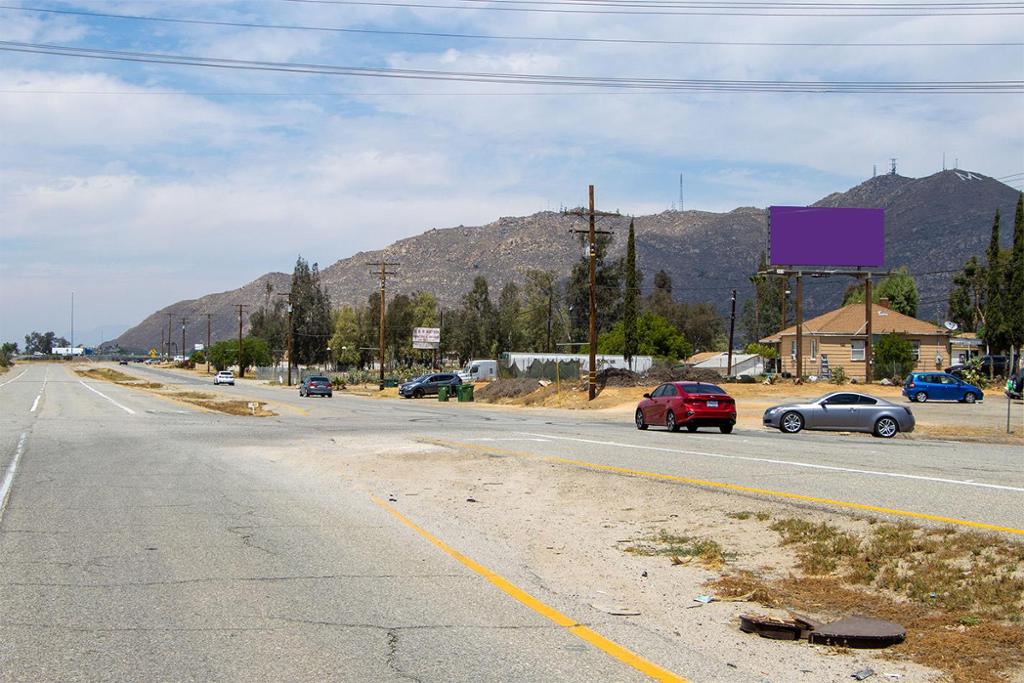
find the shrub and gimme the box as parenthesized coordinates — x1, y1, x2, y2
(874, 333, 915, 380)
(829, 366, 848, 385)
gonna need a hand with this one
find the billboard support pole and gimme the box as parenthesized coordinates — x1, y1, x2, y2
(795, 274, 804, 379)
(865, 275, 873, 383)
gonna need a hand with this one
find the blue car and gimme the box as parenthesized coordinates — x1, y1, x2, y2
(903, 372, 984, 403)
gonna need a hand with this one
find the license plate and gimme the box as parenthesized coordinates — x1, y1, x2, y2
(707, 400, 718, 407)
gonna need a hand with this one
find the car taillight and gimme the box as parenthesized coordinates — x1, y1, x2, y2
(907, 382, 916, 388)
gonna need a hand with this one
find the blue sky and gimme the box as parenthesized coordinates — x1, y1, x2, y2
(1, 0, 1022, 345)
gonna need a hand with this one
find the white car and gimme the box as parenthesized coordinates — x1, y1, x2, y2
(214, 371, 235, 386)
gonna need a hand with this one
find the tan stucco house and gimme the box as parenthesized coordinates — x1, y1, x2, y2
(760, 300, 951, 381)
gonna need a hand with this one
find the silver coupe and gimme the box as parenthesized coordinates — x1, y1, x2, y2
(763, 391, 915, 438)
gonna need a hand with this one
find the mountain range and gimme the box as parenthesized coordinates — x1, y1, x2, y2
(112, 169, 1021, 352)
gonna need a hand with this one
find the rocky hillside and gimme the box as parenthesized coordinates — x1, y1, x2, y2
(112, 170, 1020, 352)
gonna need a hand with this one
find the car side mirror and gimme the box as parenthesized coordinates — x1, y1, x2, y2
(643, 393, 651, 399)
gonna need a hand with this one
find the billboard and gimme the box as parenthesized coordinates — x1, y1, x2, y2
(769, 206, 884, 268)
(412, 327, 441, 350)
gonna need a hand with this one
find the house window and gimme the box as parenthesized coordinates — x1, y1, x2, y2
(810, 340, 818, 360)
(851, 340, 865, 361)
(912, 341, 920, 361)
(790, 340, 796, 359)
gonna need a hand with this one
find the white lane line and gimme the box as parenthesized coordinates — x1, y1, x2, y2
(30, 395, 41, 413)
(0, 432, 28, 521)
(518, 432, 1024, 494)
(0, 370, 27, 388)
(78, 381, 136, 415)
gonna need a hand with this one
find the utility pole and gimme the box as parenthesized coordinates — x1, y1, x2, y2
(166, 313, 174, 360)
(864, 275, 873, 383)
(70, 291, 74, 351)
(367, 260, 399, 390)
(275, 292, 293, 386)
(205, 313, 212, 374)
(565, 185, 619, 400)
(234, 304, 248, 377)
(727, 289, 737, 377)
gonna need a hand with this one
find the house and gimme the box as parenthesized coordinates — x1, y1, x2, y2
(760, 299, 951, 381)
(950, 332, 984, 366)
(686, 352, 765, 378)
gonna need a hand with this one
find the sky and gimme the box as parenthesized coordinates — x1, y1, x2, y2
(1, 0, 1022, 346)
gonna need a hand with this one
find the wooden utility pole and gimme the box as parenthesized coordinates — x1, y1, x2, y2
(565, 185, 619, 401)
(234, 304, 248, 377)
(367, 260, 399, 390)
(780, 276, 788, 330)
(727, 289, 737, 377)
(166, 313, 174, 360)
(205, 313, 212, 374)
(864, 275, 873, 383)
(180, 316, 188, 365)
(795, 274, 804, 378)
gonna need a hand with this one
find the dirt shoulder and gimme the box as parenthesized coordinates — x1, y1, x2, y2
(273, 433, 1023, 683)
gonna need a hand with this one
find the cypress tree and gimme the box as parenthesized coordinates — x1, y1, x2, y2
(623, 219, 639, 368)
(982, 210, 1005, 359)
(1007, 194, 1024, 365)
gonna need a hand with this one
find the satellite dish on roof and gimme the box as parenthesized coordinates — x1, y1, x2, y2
(944, 321, 959, 331)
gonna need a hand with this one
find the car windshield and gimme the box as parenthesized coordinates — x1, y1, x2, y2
(682, 383, 726, 395)
(308, 376, 329, 382)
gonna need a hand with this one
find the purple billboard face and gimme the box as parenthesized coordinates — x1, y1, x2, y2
(769, 206, 884, 268)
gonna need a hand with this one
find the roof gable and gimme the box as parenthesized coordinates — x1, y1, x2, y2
(761, 303, 948, 342)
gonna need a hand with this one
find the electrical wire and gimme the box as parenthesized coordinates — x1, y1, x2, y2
(2, 41, 1019, 93)
(276, 0, 1024, 16)
(3, 4, 1021, 45)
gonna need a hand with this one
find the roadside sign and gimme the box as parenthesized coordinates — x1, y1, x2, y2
(413, 327, 441, 350)
(148, 348, 158, 358)
(194, 343, 204, 351)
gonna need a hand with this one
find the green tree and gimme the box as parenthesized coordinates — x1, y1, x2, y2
(329, 306, 361, 367)
(874, 333, 915, 380)
(646, 270, 675, 321)
(249, 281, 288, 363)
(496, 282, 524, 355)
(410, 291, 439, 328)
(622, 219, 640, 368)
(740, 256, 788, 343)
(290, 256, 332, 366)
(0, 341, 18, 367)
(678, 302, 726, 353)
(208, 337, 271, 373)
(1006, 193, 1024, 358)
(384, 293, 416, 365)
(459, 276, 496, 358)
(566, 234, 622, 342)
(843, 268, 919, 317)
(521, 269, 561, 352)
(597, 312, 692, 360)
(948, 256, 984, 333)
(23, 331, 69, 354)
(982, 210, 1008, 355)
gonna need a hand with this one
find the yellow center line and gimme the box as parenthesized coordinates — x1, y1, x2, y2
(371, 496, 688, 683)
(421, 437, 1024, 537)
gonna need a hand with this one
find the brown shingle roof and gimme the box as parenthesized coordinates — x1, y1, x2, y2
(759, 303, 948, 343)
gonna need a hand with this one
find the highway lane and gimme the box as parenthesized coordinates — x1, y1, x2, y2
(1, 364, 709, 682)
(123, 363, 1024, 533)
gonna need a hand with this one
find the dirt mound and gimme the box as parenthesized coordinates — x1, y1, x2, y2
(596, 368, 642, 387)
(475, 378, 547, 401)
(645, 365, 723, 383)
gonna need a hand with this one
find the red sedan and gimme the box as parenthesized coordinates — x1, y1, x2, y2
(635, 381, 737, 433)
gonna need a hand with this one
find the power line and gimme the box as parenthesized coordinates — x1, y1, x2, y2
(4, 5, 1019, 47)
(2, 41, 1019, 93)
(277, 0, 1024, 16)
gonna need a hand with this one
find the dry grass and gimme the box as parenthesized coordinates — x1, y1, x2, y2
(707, 517, 1024, 682)
(78, 368, 135, 383)
(77, 368, 274, 416)
(622, 529, 727, 568)
(189, 400, 275, 417)
(174, 391, 215, 400)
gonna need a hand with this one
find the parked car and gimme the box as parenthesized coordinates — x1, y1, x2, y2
(635, 381, 737, 434)
(118, 359, 129, 366)
(763, 392, 914, 438)
(458, 359, 497, 383)
(946, 355, 1009, 378)
(299, 375, 333, 398)
(1006, 369, 1024, 400)
(213, 371, 235, 386)
(902, 372, 984, 403)
(399, 373, 461, 398)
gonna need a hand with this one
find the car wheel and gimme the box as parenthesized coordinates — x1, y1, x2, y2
(635, 409, 648, 430)
(666, 410, 680, 432)
(413, 389, 424, 399)
(914, 391, 928, 403)
(780, 411, 804, 434)
(874, 416, 899, 438)
(964, 392, 977, 404)
(686, 424, 698, 433)
(720, 424, 734, 434)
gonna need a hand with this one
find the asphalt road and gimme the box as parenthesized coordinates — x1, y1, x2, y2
(2, 362, 1022, 682)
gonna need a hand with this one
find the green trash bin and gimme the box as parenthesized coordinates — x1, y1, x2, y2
(438, 386, 450, 402)
(383, 378, 398, 388)
(457, 383, 474, 402)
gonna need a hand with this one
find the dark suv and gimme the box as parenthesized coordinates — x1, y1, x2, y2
(399, 373, 461, 398)
(299, 375, 333, 398)
(946, 355, 1010, 378)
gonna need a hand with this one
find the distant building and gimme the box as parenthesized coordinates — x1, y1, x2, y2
(760, 299, 951, 381)
(684, 352, 765, 378)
